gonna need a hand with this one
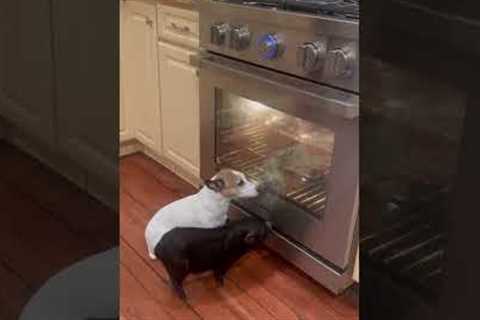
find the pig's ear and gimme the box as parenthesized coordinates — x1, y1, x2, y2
(205, 178, 225, 192)
(244, 231, 256, 245)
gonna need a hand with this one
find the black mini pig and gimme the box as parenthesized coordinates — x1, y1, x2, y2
(154, 217, 270, 300)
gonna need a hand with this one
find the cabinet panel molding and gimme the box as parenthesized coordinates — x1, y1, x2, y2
(52, 0, 118, 201)
(122, 0, 162, 152)
(158, 41, 200, 179)
(157, 4, 199, 49)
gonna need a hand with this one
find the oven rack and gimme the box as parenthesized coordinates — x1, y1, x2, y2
(361, 217, 446, 298)
(218, 127, 329, 218)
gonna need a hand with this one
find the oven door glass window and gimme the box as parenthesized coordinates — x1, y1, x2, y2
(216, 91, 335, 221)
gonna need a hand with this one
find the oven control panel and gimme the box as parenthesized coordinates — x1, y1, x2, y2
(200, 1, 359, 92)
(297, 40, 327, 71)
(257, 33, 283, 60)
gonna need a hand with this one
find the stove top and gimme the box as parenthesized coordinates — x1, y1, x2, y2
(222, 0, 359, 19)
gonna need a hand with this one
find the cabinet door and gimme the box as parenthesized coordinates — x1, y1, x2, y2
(122, 0, 161, 152)
(119, 0, 132, 142)
(158, 41, 200, 178)
(353, 249, 359, 282)
(0, 0, 55, 145)
(52, 0, 118, 205)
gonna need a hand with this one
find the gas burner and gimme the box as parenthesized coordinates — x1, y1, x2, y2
(224, 0, 359, 19)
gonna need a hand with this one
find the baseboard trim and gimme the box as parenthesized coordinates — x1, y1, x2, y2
(4, 127, 88, 195)
(119, 139, 143, 157)
(120, 139, 201, 188)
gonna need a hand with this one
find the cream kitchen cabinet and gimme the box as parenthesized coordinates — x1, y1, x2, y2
(121, 0, 162, 153)
(157, 41, 200, 180)
(120, 1, 200, 185)
(120, 0, 133, 142)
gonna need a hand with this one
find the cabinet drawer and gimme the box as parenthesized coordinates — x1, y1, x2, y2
(157, 4, 199, 49)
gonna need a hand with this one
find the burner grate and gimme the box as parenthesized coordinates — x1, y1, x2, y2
(225, 0, 360, 19)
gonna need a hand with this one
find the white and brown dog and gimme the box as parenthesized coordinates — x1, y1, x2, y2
(145, 169, 258, 259)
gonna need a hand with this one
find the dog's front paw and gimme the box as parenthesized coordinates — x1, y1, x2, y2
(174, 286, 187, 301)
(148, 252, 157, 260)
(214, 273, 225, 287)
(169, 280, 187, 301)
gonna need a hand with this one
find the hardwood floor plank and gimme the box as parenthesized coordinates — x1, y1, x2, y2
(0, 263, 32, 320)
(126, 154, 196, 196)
(121, 239, 201, 319)
(252, 251, 358, 318)
(120, 189, 172, 279)
(226, 265, 300, 320)
(0, 142, 116, 249)
(0, 182, 95, 288)
(233, 251, 344, 320)
(184, 278, 256, 320)
(120, 158, 180, 212)
(324, 288, 358, 318)
(121, 264, 174, 320)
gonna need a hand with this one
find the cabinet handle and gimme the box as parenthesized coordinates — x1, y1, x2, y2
(146, 18, 153, 27)
(171, 22, 190, 33)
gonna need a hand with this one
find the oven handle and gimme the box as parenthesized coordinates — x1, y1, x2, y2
(195, 52, 359, 120)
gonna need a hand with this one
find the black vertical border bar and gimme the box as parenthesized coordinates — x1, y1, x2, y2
(434, 66, 480, 320)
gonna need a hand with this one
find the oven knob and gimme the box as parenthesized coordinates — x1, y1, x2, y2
(257, 34, 282, 60)
(230, 26, 251, 51)
(326, 46, 356, 78)
(210, 23, 229, 46)
(297, 41, 327, 72)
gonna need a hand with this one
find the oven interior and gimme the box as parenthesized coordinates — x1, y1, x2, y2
(215, 91, 335, 221)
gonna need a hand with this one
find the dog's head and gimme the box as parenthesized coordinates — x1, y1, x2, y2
(224, 218, 270, 251)
(205, 169, 258, 199)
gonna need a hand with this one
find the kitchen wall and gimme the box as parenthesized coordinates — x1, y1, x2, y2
(0, 0, 118, 209)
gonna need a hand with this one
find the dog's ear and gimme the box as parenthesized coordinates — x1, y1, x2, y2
(205, 178, 225, 192)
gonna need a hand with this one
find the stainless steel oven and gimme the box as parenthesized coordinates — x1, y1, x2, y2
(198, 0, 359, 293)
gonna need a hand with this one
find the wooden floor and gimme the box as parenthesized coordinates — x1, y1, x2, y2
(0, 141, 117, 320)
(120, 153, 358, 320)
